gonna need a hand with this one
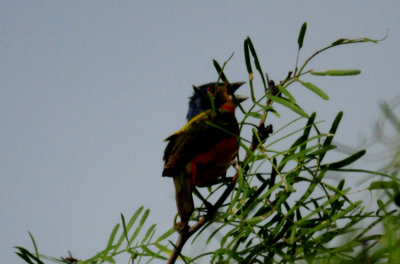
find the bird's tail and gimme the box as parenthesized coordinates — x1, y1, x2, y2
(173, 170, 194, 226)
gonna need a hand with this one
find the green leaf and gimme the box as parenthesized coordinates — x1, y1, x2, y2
(248, 38, 266, 88)
(245, 37, 267, 89)
(380, 101, 400, 132)
(106, 224, 120, 249)
(311, 69, 361, 76)
(328, 111, 343, 138)
(129, 209, 150, 245)
(267, 95, 308, 118)
(101, 256, 116, 264)
(323, 150, 366, 169)
(298, 22, 307, 49)
(331, 37, 378, 46)
(320, 111, 343, 161)
(298, 80, 329, 100)
(15, 247, 44, 264)
(299, 112, 316, 151)
(279, 85, 296, 103)
(156, 227, 175, 242)
(28, 232, 40, 259)
(155, 242, 173, 255)
(114, 207, 143, 252)
(248, 112, 262, 119)
(213, 59, 227, 82)
(141, 245, 168, 260)
(141, 224, 156, 243)
(369, 181, 397, 190)
(377, 199, 385, 210)
(331, 38, 347, 46)
(244, 38, 252, 75)
(337, 179, 345, 190)
(121, 214, 130, 244)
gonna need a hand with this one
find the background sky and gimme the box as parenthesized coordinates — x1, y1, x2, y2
(1, 1, 399, 263)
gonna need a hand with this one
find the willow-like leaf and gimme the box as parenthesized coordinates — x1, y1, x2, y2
(323, 150, 366, 169)
(245, 37, 267, 90)
(311, 69, 361, 76)
(129, 209, 150, 245)
(142, 245, 168, 260)
(267, 95, 308, 117)
(369, 181, 397, 190)
(298, 22, 307, 49)
(298, 80, 329, 100)
(156, 227, 175, 242)
(114, 207, 143, 252)
(213, 59, 227, 82)
(106, 223, 120, 250)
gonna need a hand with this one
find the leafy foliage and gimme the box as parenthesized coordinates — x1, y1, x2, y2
(16, 23, 399, 264)
(16, 207, 175, 263)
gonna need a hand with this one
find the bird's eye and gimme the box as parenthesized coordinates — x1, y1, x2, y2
(207, 86, 215, 94)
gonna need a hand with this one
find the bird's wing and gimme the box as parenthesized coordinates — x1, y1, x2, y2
(164, 110, 210, 141)
(162, 109, 237, 176)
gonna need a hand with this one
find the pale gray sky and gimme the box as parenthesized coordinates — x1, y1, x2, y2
(1, 1, 399, 263)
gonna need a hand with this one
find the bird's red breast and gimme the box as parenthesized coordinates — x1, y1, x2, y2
(189, 136, 238, 186)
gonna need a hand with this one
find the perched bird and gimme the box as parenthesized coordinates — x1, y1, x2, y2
(163, 82, 247, 227)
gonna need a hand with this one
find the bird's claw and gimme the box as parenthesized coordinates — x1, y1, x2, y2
(174, 221, 189, 234)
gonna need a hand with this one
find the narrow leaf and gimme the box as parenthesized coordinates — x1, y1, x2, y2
(311, 69, 361, 76)
(14, 247, 44, 264)
(369, 181, 397, 190)
(101, 256, 116, 264)
(298, 80, 329, 100)
(331, 38, 347, 46)
(320, 111, 343, 161)
(156, 227, 175, 242)
(141, 245, 168, 260)
(114, 207, 143, 252)
(142, 224, 156, 243)
(267, 95, 308, 117)
(324, 150, 366, 169)
(331, 37, 378, 46)
(155, 242, 173, 255)
(121, 214, 130, 244)
(106, 224, 120, 249)
(377, 199, 385, 210)
(28, 232, 40, 259)
(298, 22, 307, 49)
(248, 112, 262, 119)
(279, 85, 296, 103)
(246, 37, 267, 89)
(213, 59, 227, 82)
(299, 112, 316, 151)
(244, 38, 252, 74)
(337, 179, 345, 190)
(129, 209, 150, 244)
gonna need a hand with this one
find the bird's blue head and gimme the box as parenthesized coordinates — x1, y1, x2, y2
(186, 82, 246, 121)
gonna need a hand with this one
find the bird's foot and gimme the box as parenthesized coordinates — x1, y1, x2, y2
(173, 214, 190, 233)
(174, 221, 189, 234)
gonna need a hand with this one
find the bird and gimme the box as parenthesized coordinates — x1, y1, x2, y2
(162, 81, 247, 228)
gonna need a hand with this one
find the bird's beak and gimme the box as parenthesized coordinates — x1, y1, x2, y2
(228, 82, 248, 104)
(228, 82, 246, 94)
(233, 94, 248, 103)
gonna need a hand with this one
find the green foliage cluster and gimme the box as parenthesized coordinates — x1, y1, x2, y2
(16, 23, 400, 264)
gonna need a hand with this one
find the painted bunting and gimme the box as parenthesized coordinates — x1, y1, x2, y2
(163, 82, 247, 226)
